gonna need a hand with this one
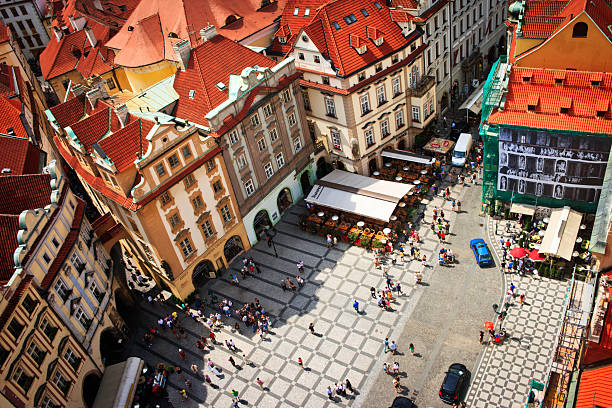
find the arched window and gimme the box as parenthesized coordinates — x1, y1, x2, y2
(572, 22, 588, 38)
(225, 15, 240, 26)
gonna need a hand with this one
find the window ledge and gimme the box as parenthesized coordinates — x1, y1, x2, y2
(361, 109, 372, 117)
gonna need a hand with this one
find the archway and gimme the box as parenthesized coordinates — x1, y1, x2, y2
(82, 373, 101, 408)
(277, 188, 293, 214)
(440, 92, 449, 110)
(300, 171, 311, 196)
(336, 160, 346, 171)
(192, 260, 215, 288)
(224, 236, 244, 263)
(253, 210, 272, 240)
(99, 328, 124, 366)
(397, 139, 406, 151)
(368, 158, 378, 175)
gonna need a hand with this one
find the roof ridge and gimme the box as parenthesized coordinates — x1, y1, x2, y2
(192, 46, 214, 111)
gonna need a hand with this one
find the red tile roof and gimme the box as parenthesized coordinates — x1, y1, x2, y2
(389, 0, 419, 9)
(0, 215, 20, 284)
(0, 22, 10, 43)
(575, 364, 612, 408)
(269, 0, 328, 55)
(68, 106, 134, 151)
(41, 198, 85, 289)
(0, 174, 52, 214)
(48, 93, 88, 129)
(0, 95, 29, 141)
(522, 16, 568, 38)
(487, 67, 612, 135)
(0, 135, 41, 175)
(0, 274, 33, 327)
(389, 9, 415, 23)
(172, 34, 275, 125)
(97, 118, 155, 171)
(106, 0, 288, 67)
(40, 20, 114, 80)
(299, 0, 419, 77)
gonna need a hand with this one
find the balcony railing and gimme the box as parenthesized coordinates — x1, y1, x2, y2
(406, 76, 435, 98)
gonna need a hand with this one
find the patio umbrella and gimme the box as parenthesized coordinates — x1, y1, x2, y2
(484, 321, 494, 330)
(529, 249, 546, 262)
(509, 247, 529, 259)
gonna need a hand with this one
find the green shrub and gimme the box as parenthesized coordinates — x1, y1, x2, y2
(372, 239, 383, 248)
(348, 231, 358, 243)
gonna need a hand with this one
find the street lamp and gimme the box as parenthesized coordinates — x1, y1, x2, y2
(265, 227, 278, 258)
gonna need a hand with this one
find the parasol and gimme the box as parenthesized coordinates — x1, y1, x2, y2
(509, 247, 529, 259)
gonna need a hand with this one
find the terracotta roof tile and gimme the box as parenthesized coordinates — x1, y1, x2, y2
(269, 0, 328, 55)
(522, 15, 568, 38)
(106, 0, 288, 66)
(487, 67, 612, 134)
(97, 118, 155, 171)
(300, 0, 420, 77)
(48, 94, 87, 129)
(0, 95, 29, 139)
(0, 274, 33, 327)
(0, 174, 52, 214)
(0, 22, 10, 43)
(0, 215, 19, 283)
(173, 34, 275, 125)
(0, 135, 41, 175)
(389, 9, 414, 22)
(575, 364, 612, 408)
(68, 107, 112, 150)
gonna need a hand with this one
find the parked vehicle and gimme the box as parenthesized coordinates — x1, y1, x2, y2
(451, 133, 473, 167)
(470, 238, 494, 266)
(439, 363, 468, 404)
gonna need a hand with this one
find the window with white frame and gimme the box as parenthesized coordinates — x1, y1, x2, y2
(221, 205, 232, 222)
(412, 106, 420, 122)
(236, 154, 247, 170)
(89, 280, 103, 302)
(228, 129, 239, 144)
(429, 100, 434, 116)
(63, 347, 80, 371)
(73, 306, 89, 329)
(381, 119, 390, 138)
(269, 128, 278, 142)
(396, 110, 405, 128)
(179, 238, 194, 257)
(392, 77, 402, 96)
(365, 128, 374, 147)
(257, 137, 267, 152)
(54, 279, 69, 299)
(331, 129, 341, 150)
(27, 341, 45, 366)
(288, 112, 297, 127)
(264, 162, 274, 179)
(250, 114, 260, 127)
(244, 179, 255, 196)
(263, 104, 273, 118)
(293, 137, 302, 152)
(409, 65, 420, 88)
(376, 85, 386, 105)
(325, 97, 336, 117)
(41, 395, 60, 408)
(276, 152, 285, 168)
(424, 102, 430, 118)
(360, 94, 371, 115)
(155, 163, 166, 177)
(70, 252, 82, 268)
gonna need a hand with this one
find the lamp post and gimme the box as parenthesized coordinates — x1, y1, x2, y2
(265, 227, 278, 258)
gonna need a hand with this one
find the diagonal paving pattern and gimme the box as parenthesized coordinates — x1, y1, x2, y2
(464, 217, 569, 408)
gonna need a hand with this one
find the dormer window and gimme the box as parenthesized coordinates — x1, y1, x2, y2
(356, 45, 367, 54)
(358, 72, 366, 81)
(350, 34, 367, 55)
(591, 80, 601, 87)
(293, 7, 299, 16)
(374, 1, 382, 9)
(332, 21, 341, 30)
(305, 8, 310, 16)
(343, 14, 357, 25)
(522, 76, 531, 83)
(590, 74, 602, 87)
(366, 27, 384, 46)
(527, 104, 536, 112)
(560, 107, 569, 114)
(361, 8, 369, 17)
(554, 78, 563, 85)
(596, 110, 606, 118)
(279, 37, 286, 44)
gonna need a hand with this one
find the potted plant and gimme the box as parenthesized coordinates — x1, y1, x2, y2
(348, 231, 358, 244)
(372, 239, 383, 249)
(360, 236, 371, 248)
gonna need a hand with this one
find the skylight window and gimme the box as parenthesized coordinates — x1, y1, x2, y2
(189, 90, 195, 99)
(293, 7, 299, 16)
(374, 2, 382, 9)
(332, 21, 341, 30)
(343, 14, 357, 25)
(305, 8, 310, 16)
(361, 8, 369, 17)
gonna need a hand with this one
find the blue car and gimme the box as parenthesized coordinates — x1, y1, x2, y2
(470, 238, 493, 266)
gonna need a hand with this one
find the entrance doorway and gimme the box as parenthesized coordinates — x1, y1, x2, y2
(300, 171, 311, 195)
(82, 373, 102, 408)
(99, 328, 124, 366)
(397, 139, 406, 151)
(224, 236, 244, 263)
(192, 260, 215, 287)
(253, 210, 272, 240)
(368, 158, 378, 175)
(277, 188, 293, 214)
(336, 160, 346, 170)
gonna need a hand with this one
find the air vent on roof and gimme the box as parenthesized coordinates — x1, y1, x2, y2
(1, 168, 11, 173)
(189, 90, 195, 99)
(216, 82, 226, 91)
(522, 76, 531, 83)
(591, 80, 601, 87)
(596, 110, 606, 118)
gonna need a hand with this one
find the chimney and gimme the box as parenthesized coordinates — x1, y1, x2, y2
(114, 104, 129, 128)
(86, 87, 102, 109)
(200, 25, 218, 42)
(172, 39, 191, 71)
(52, 26, 63, 42)
(84, 26, 97, 47)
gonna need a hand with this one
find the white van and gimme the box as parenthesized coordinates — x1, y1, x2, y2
(451, 133, 473, 167)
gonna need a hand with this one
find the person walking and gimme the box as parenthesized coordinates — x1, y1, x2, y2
(309, 322, 316, 334)
(393, 376, 401, 393)
(179, 389, 188, 401)
(353, 299, 359, 313)
(297, 261, 304, 274)
(184, 379, 192, 390)
(178, 348, 186, 361)
(327, 386, 333, 400)
(395, 282, 402, 296)
(479, 331, 484, 344)
(509, 282, 516, 295)
(383, 362, 389, 374)
(393, 361, 400, 374)
(409, 343, 415, 355)
(345, 379, 354, 393)
(384, 338, 389, 353)
(256, 378, 264, 389)
(505, 291, 512, 305)
(175, 366, 183, 379)
(520, 293, 525, 306)
(190, 364, 198, 374)
(457, 200, 461, 212)
(281, 280, 287, 291)
(370, 287, 376, 298)
(243, 354, 251, 366)
(228, 356, 237, 368)
(390, 340, 398, 354)
(298, 357, 304, 369)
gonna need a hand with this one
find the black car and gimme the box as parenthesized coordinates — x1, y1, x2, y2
(439, 363, 468, 404)
(389, 396, 414, 408)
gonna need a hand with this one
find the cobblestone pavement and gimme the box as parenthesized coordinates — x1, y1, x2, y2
(464, 217, 569, 408)
(122, 190, 449, 407)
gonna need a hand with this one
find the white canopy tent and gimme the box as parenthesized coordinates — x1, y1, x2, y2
(381, 149, 435, 165)
(305, 170, 413, 222)
(510, 202, 536, 216)
(539, 206, 583, 261)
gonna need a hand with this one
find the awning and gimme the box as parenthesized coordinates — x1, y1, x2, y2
(381, 149, 435, 165)
(510, 202, 536, 216)
(423, 137, 455, 154)
(539, 206, 583, 261)
(459, 83, 485, 114)
(305, 170, 413, 222)
(92, 357, 144, 408)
